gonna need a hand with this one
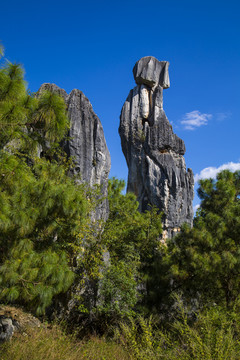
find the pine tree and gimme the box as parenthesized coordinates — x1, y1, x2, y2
(0, 48, 91, 314)
(151, 170, 240, 311)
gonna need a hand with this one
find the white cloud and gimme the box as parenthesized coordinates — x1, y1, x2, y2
(193, 204, 200, 213)
(194, 162, 240, 183)
(181, 110, 212, 130)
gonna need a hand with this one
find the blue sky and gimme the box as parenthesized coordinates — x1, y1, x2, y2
(1, 0, 240, 210)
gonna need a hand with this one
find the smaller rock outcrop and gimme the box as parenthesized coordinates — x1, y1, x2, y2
(38, 84, 111, 221)
(0, 317, 14, 342)
(0, 306, 41, 342)
(119, 56, 194, 238)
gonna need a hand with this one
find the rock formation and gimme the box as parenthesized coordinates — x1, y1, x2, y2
(38, 83, 111, 221)
(119, 56, 194, 238)
(0, 305, 42, 343)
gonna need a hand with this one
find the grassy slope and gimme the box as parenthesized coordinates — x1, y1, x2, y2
(0, 325, 131, 360)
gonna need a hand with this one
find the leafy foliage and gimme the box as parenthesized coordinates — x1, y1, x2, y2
(103, 177, 162, 265)
(115, 299, 240, 360)
(94, 178, 163, 321)
(97, 261, 138, 319)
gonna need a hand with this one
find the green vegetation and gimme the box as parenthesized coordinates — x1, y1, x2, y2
(97, 178, 162, 323)
(114, 301, 240, 359)
(0, 47, 91, 315)
(1, 303, 240, 359)
(146, 170, 240, 315)
(1, 45, 240, 359)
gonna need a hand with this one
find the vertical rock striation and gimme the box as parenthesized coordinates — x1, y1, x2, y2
(119, 56, 194, 238)
(38, 83, 111, 221)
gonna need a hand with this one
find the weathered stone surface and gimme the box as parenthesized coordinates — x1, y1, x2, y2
(0, 305, 42, 342)
(38, 84, 111, 221)
(133, 56, 170, 89)
(119, 57, 194, 238)
(37, 83, 68, 101)
(0, 317, 14, 342)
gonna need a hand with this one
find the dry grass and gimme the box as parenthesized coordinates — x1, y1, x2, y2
(0, 325, 131, 360)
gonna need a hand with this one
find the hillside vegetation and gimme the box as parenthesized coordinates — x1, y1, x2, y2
(0, 44, 240, 359)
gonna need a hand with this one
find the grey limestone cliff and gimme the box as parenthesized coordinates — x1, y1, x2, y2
(119, 56, 194, 238)
(38, 83, 111, 221)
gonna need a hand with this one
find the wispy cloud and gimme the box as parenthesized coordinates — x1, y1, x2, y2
(216, 111, 232, 122)
(194, 162, 240, 183)
(181, 110, 212, 130)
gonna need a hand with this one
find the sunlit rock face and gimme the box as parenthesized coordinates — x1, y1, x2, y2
(119, 56, 194, 238)
(38, 83, 111, 221)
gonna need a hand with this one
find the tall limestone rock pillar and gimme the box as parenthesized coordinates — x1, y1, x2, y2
(38, 83, 111, 221)
(119, 56, 194, 238)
